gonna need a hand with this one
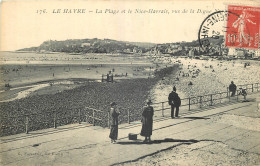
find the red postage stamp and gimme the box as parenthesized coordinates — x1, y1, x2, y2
(225, 5, 260, 49)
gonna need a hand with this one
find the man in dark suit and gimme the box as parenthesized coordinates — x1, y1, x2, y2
(229, 81, 237, 97)
(168, 86, 181, 118)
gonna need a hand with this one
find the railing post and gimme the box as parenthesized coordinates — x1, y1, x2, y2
(25, 115, 29, 134)
(78, 109, 81, 124)
(227, 87, 229, 98)
(128, 109, 130, 124)
(161, 102, 164, 117)
(93, 110, 95, 126)
(54, 111, 57, 128)
(252, 84, 254, 92)
(188, 97, 191, 111)
(85, 108, 89, 124)
(199, 96, 202, 108)
(227, 87, 231, 101)
(237, 90, 239, 101)
(256, 83, 259, 92)
(210, 94, 213, 106)
(108, 111, 110, 128)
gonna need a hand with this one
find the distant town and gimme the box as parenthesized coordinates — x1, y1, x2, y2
(18, 37, 260, 60)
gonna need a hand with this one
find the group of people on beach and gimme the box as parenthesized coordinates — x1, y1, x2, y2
(108, 86, 182, 143)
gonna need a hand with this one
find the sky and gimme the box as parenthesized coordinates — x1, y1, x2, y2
(0, 0, 258, 51)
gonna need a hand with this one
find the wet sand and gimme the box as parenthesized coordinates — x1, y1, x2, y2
(0, 52, 157, 102)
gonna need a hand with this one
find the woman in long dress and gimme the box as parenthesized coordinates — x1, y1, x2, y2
(141, 99, 154, 143)
(109, 102, 120, 143)
(232, 9, 256, 45)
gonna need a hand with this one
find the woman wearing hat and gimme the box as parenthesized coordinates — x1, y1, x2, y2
(140, 99, 154, 143)
(109, 102, 120, 143)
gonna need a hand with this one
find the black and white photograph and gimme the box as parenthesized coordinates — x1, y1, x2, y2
(0, 0, 260, 165)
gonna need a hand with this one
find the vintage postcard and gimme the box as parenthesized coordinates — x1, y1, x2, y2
(0, 0, 260, 165)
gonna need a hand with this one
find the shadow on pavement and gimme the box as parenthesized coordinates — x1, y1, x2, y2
(117, 138, 199, 145)
(183, 117, 210, 120)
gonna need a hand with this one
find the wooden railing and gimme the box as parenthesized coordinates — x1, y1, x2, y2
(85, 106, 103, 126)
(0, 106, 89, 135)
(151, 83, 259, 116)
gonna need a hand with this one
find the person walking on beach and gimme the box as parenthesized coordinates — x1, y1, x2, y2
(168, 86, 181, 118)
(109, 102, 120, 143)
(141, 99, 154, 143)
(229, 81, 237, 97)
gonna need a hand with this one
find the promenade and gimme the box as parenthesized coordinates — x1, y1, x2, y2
(1, 93, 260, 166)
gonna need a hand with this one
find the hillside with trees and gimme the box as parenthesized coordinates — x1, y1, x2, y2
(18, 38, 154, 54)
(18, 36, 224, 56)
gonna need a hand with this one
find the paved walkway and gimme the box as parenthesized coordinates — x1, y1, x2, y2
(1, 93, 260, 166)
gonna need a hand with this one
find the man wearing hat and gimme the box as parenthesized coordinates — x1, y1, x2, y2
(229, 81, 237, 97)
(140, 99, 154, 143)
(109, 102, 120, 143)
(168, 86, 181, 118)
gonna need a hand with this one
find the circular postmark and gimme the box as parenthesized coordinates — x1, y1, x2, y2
(198, 10, 239, 54)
